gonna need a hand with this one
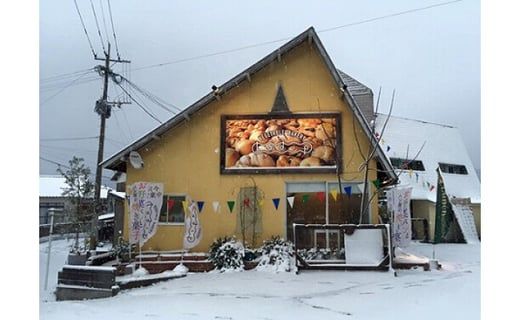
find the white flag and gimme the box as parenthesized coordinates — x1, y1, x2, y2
(387, 187, 413, 247)
(287, 196, 295, 208)
(212, 201, 220, 213)
(128, 182, 164, 247)
(183, 197, 202, 249)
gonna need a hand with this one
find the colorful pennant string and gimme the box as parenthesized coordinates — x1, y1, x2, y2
(287, 196, 295, 208)
(316, 192, 325, 203)
(272, 198, 280, 210)
(302, 194, 310, 203)
(344, 186, 352, 197)
(330, 189, 338, 201)
(197, 201, 204, 213)
(227, 200, 235, 213)
(212, 201, 220, 213)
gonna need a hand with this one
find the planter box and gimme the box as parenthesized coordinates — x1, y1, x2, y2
(68, 253, 88, 265)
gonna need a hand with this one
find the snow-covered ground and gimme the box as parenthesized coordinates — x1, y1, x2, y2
(40, 239, 480, 320)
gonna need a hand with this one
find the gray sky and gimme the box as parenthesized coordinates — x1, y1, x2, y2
(40, 0, 480, 184)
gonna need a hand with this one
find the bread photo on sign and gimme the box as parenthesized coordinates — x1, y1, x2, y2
(224, 117, 337, 168)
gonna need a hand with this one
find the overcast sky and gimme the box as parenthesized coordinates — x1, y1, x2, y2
(39, 0, 480, 184)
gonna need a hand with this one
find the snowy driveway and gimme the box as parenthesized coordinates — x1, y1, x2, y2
(40, 240, 480, 320)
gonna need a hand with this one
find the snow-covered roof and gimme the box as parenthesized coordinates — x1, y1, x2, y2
(375, 114, 480, 204)
(108, 190, 126, 199)
(40, 175, 112, 198)
(98, 212, 115, 220)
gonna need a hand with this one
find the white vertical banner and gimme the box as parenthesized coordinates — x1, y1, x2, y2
(387, 187, 413, 248)
(183, 196, 202, 249)
(128, 182, 164, 247)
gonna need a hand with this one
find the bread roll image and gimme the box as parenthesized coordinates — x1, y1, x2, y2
(311, 145, 335, 163)
(249, 129, 264, 141)
(235, 139, 255, 155)
(297, 118, 321, 127)
(225, 148, 240, 167)
(236, 153, 275, 167)
(276, 155, 302, 167)
(315, 122, 336, 141)
(299, 156, 322, 167)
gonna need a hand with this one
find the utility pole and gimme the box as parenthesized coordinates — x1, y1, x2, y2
(91, 42, 130, 249)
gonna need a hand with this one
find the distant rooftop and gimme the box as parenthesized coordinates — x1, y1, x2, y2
(375, 114, 480, 203)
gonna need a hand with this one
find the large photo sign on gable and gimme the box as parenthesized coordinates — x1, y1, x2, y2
(221, 113, 342, 174)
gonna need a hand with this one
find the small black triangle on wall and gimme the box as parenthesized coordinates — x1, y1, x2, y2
(270, 85, 291, 114)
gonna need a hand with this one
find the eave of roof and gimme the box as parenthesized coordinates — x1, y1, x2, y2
(101, 26, 397, 182)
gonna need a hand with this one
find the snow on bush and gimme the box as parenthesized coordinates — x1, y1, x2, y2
(209, 236, 245, 272)
(256, 236, 296, 273)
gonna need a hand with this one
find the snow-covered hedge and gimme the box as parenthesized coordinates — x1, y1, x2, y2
(256, 236, 296, 273)
(209, 236, 245, 272)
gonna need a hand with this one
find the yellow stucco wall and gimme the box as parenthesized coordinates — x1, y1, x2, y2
(124, 41, 378, 252)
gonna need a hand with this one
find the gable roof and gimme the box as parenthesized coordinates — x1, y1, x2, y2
(101, 27, 397, 182)
(375, 114, 480, 203)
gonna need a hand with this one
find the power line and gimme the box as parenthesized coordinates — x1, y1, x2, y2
(40, 68, 94, 83)
(115, 82, 163, 124)
(40, 75, 99, 92)
(132, 0, 463, 72)
(318, 0, 463, 33)
(40, 156, 114, 181)
(107, 0, 121, 60)
(99, 0, 110, 47)
(119, 76, 182, 113)
(73, 0, 97, 58)
(40, 70, 93, 106)
(89, 0, 107, 53)
(41, 136, 100, 142)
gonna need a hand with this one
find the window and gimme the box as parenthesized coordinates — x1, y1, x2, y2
(439, 163, 468, 175)
(159, 195, 185, 223)
(390, 158, 425, 171)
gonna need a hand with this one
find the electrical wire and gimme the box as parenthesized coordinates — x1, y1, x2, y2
(131, 0, 463, 72)
(40, 75, 100, 92)
(107, 0, 121, 60)
(115, 82, 163, 124)
(99, 0, 110, 48)
(89, 0, 107, 53)
(41, 68, 94, 83)
(41, 136, 99, 142)
(40, 70, 94, 106)
(119, 76, 181, 113)
(73, 0, 97, 58)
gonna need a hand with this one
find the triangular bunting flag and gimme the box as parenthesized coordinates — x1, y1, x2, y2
(227, 200, 235, 213)
(302, 194, 310, 203)
(415, 172, 419, 182)
(197, 201, 204, 213)
(386, 145, 391, 152)
(287, 196, 295, 208)
(212, 201, 220, 213)
(182, 201, 188, 213)
(272, 198, 280, 210)
(167, 199, 175, 211)
(408, 169, 413, 178)
(316, 192, 325, 203)
(372, 179, 381, 189)
(429, 184, 435, 192)
(258, 199, 264, 208)
(330, 189, 338, 201)
(344, 186, 352, 197)
(243, 198, 250, 208)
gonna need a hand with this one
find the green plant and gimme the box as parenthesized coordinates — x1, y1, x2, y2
(208, 236, 245, 271)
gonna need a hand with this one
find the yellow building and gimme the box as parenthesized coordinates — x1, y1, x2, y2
(101, 27, 397, 252)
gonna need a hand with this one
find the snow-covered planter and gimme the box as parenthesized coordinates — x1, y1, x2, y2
(209, 236, 245, 272)
(256, 236, 296, 273)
